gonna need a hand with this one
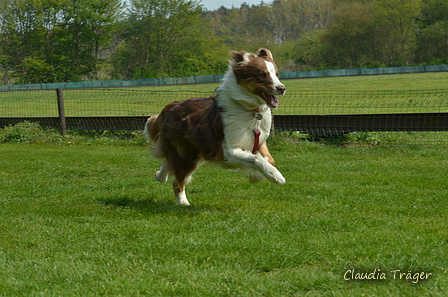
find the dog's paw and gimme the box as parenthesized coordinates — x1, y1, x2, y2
(154, 171, 168, 183)
(275, 173, 286, 185)
(265, 167, 286, 185)
(249, 172, 265, 183)
(176, 193, 191, 206)
(178, 199, 191, 206)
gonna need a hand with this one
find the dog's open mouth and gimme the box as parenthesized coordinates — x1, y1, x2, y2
(259, 91, 279, 109)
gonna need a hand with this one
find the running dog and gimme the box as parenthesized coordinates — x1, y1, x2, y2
(144, 48, 286, 205)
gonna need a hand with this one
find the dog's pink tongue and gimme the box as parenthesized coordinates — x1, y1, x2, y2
(268, 95, 279, 108)
(260, 91, 279, 108)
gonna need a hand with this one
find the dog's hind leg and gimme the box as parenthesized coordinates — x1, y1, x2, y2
(172, 165, 197, 206)
(155, 161, 169, 183)
(170, 156, 198, 205)
(173, 180, 190, 206)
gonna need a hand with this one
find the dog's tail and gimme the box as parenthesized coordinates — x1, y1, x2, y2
(144, 114, 166, 159)
(143, 115, 161, 144)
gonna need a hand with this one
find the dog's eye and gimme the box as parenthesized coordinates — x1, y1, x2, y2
(260, 72, 267, 78)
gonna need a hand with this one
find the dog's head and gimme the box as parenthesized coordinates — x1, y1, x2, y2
(230, 48, 286, 109)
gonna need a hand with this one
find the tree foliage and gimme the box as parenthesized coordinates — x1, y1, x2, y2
(0, 0, 122, 83)
(374, 0, 423, 66)
(0, 0, 447, 84)
(417, 0, 448, 63)
(321, 2, 376, 68)
(110, 0, 227, 79)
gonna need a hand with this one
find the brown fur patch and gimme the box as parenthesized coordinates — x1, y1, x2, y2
(256, 142, 275, 166)
(151, 97, 225, 163)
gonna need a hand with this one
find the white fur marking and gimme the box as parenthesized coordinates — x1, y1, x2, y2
(176, 191, 190, 206)
(155, 162, 169, 183)
(237, 52, 253, 65)
(265, 61, 285, 94)
(225, 148, 285, 185)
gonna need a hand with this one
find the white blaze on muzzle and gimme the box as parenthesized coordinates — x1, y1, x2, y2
(265, 61, 285, 95)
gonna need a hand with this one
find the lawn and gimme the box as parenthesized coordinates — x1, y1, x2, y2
(0, 135, 447, 296)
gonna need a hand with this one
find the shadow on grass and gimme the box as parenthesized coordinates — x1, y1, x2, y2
(97, 196, 218, 216)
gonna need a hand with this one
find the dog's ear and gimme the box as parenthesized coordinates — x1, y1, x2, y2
(256, 48, 273, 60)
(230, 50, 255, 65)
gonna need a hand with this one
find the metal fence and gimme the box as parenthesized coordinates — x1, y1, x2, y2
(0, 88, 447, 143)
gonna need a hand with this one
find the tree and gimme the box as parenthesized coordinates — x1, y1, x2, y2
(292, 29, 325, 69)
(417, 0, 448, 63)
(112, 0, 226, 79)
(61, 0, 123, 80)
(269, 0, 333, 43)
(0, 0, 13, 84)
(321, 2, 376, 68)
(20, 57, 56, 83)
(0, 0, 121, 83)
(374, 0, 423, 66)
(0, 0, 40, 82)
(3, 0, 448, 82)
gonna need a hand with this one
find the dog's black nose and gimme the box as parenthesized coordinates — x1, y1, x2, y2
(276, 85, 286, 94)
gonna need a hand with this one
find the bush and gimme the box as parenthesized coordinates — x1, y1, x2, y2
(68, 129, 147, 146)
(0, 121, 63, 143)
(0, 122, 147, 146)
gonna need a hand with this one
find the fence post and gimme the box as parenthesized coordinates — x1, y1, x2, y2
(56, 88, 67, 136)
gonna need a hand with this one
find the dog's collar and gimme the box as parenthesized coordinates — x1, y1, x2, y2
(252, 107, 266, 120)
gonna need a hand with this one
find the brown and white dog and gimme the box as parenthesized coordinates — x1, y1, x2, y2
(144, 48, 286, 205)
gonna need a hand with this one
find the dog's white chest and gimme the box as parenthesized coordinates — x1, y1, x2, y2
(222, 108, 271, 152)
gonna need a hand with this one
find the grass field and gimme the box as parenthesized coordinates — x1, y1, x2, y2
(1, 72, 448, 117)
(0, 128, 447, 296)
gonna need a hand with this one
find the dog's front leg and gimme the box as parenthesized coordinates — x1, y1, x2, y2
(257, 142, 275, 165)
(226, 148, 285, 185)
(249, 142, 275, 183)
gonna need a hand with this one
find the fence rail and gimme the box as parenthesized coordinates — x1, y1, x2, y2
(3, 113, 447, 137)
(274, 113, 448, 136)
(0, 88, 447, 139)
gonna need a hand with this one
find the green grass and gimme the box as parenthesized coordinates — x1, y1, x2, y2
(284, 71, 448, 91)
(0, 130, 447, 296)
(112, 71, 448, 92)
(119, 71, 448, 92)
(1, 72, 448, 117)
